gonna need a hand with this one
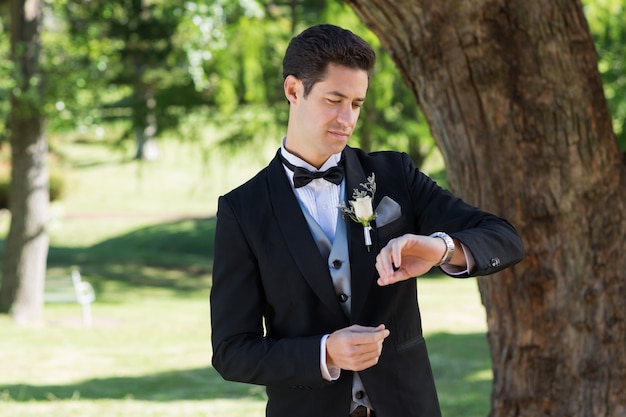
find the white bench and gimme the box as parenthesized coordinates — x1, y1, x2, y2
(44, 269, 95, 327)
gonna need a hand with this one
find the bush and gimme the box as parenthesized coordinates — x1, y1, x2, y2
(0, 179, 8, 209)
(0, 152, 67, 210)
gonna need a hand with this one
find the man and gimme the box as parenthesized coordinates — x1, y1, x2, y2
(210, 24, 524, 417)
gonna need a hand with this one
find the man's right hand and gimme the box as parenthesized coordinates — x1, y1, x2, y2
(326, 324, 390, 371)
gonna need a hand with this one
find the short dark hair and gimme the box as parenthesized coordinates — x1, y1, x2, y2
(282, 24, 376, 97)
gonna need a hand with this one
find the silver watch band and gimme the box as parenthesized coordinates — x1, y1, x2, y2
(429, 232, 455, 266)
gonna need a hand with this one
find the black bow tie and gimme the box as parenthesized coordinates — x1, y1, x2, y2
(279, 153, 345, 188)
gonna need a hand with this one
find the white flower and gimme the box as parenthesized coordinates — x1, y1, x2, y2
(352, 195, 374, 222)
(338, 173, 377, 250)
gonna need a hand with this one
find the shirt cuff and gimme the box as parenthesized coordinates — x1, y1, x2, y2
(440, 243, 475, 275)
(320, 334, 341, 381)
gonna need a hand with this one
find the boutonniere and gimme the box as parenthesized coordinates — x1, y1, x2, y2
(338, 173, 377, 251)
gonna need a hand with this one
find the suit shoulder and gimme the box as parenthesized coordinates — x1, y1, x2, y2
(348, 147, 414, 173)
(349, 146, 408, 162)
(220, 165, 271, 203)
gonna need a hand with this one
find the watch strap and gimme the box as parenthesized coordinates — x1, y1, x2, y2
(429, 232, 455, 266)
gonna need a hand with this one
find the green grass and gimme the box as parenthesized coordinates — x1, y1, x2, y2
(0, 136, 493, 417)
(419, 277, 492, 417)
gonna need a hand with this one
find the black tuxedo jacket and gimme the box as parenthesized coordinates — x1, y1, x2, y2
(210, 146, 524, 417)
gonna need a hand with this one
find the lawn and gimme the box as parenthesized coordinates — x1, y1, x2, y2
(0, 136, 493, 417)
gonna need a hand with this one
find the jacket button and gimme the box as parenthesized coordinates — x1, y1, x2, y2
(332, 260, 342, 269)
(355, 390, 365, 399)
(338, 293, 349, 303)
(490, 258, 501, 267)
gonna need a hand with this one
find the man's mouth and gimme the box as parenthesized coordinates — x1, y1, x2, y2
(329, 129, 350, 138)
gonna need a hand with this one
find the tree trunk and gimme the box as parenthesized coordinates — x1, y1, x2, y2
(134, 87, 160, 160)
(346, 0, 626, 416)
(0, 0, 49, 324)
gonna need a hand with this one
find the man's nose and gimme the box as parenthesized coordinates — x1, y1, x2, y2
(337, 104, 359, 127)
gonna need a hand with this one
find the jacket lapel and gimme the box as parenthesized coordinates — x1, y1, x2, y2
(268, 155, 348, 322)
(342, 148, 379, 322)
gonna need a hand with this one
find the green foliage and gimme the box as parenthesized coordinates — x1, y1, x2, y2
(38, 0, 266, 151)
(0, 13, 12, 142)
(205, 0, 434, 163)
(1, 0, 625, 159)
(2, 0, 432, 161)
(583, 0, 626, 150)
(50, 0, 204, 143)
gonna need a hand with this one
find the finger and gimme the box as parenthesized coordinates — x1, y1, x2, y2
(379, 265, 414, 286)
(335, 334, 388, 371)
(348, 330, 388, 345)
(377, 248, 399, 285)
(377, 275, 391, 286)
(391, 239, 405, 269)
(378, 263, 403, 285)
(374, 256, 388, 281)
(358, 324, 389, 340)
(347, 355, 380, 372)
(375, 248, 394, 278)
(377, 273, 397, 286)
(348, 324, 385, 333)
(348, 337, 384, 357)
(351, 340, 387, 370)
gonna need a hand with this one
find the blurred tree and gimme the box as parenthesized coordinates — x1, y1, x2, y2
(0, 3, 12, 143)
(55, 0, 215, 159)
(1, 0, 438, 168)
(0, 0, 49, 324)
(347, 0, 626, 416)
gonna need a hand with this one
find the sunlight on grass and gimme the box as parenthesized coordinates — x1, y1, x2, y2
(467, 369, 493, 382)
(418, 276, 488, 334)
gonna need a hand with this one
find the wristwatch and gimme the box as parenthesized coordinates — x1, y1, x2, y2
(429, 232, 455, 266)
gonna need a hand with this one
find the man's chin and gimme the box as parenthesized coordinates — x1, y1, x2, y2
(328, 135, 350, 150)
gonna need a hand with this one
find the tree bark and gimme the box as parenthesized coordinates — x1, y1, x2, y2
(0, 0, 49, 324)
(346, 0, 626, 416)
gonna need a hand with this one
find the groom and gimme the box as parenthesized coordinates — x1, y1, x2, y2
(210, 24, 524, 417)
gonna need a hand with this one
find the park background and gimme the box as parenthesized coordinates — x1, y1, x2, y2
(1, 1, 625, 416)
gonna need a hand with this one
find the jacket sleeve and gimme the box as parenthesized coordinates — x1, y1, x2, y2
(210, 195, 329, 388)
(400, 153, 525, 276)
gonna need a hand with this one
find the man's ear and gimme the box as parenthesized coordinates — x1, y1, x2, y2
(284, 75, 301, 104)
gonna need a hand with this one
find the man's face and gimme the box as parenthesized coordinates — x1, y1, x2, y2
(285, 63, 369, 168)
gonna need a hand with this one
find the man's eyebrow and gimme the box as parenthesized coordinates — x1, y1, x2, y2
(327, 90, 366, 102)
